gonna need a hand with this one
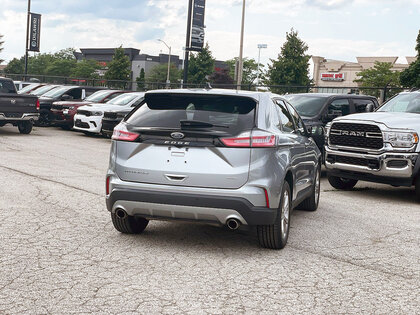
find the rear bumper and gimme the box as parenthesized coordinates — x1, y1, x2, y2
(0, 113, 39, 121)
(106, 176, 277, 226)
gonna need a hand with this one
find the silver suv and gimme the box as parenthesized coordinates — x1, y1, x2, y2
(106, 89, 322, 249)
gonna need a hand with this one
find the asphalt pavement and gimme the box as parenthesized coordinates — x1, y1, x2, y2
(0, 125, 419, 314)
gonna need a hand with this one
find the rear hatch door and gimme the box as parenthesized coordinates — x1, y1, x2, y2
(115, 93, 257, 189)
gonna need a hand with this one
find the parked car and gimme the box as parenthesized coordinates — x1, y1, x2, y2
(51, 89, 127, 130)
(102, 107, 133, 138)
(17, 83, 45, 94)
(284, 93, 379, 157)
(325, 91, 420, 201)
(13, 81, 33, 91)
(74, 92, 144, 135)
(37, 85, 105, 126)
(0, 77, 39, 134)
(29, 84, 61, 97)
(106, 89, 322, 249)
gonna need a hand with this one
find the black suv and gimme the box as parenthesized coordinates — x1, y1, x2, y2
(284, 93, 379, 156)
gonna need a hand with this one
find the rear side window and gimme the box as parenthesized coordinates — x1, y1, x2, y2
(126, 94, 257, 135)
(0, 80, 16, 93)
(275, 100, 295, 133)
(353, 99, 375, 113)
(328, 99, 350, 117)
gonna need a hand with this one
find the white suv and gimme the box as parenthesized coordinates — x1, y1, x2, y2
(74, 92, 144, 135)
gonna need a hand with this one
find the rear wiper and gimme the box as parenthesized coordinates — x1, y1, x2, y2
(180, 120, 229, 128)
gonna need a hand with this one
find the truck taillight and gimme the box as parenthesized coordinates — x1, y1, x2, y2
(112, 124, 139, 141)
(36, 99, 40, 110)
(221, 132, 276, 148)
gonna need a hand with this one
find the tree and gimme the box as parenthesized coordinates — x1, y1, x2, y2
(105, 46, 131, 86)
(266, 29, 311, 93)
(0, 34, 4, 64)
(46, 59, 76, 76)
(354, 61, 401, 98)
(146, 63, 181, 84)
(70, 60, 100, 78)
(209, 69, 234, 88)
(187, 43, 215, 84)
(4, 57, 24, 74)
(136, 68, 145, 91)
(226, 57, 260, 85)
(400, 29, 420, 88)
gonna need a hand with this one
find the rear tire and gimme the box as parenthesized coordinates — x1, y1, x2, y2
(415, 176, 420, 203)
(298, 165, 321, 211)
(257, 182, 291, 250)
(18, 121, 33, 134)
(327, 175, 358, 190)
(111, 212, 149, 234)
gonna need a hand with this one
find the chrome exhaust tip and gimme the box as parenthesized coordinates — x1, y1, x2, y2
(226, 218, 241, 230)
(115, 208, 127, 219)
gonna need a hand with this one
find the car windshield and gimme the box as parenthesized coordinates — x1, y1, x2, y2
(283, 95, 328, 117)
(377, 93, 420, 113)
(107, 93, 139, 106)
(84, 90, 112, 102)
(42, 86, 70, 98)
(30, 85, 59, 96)
(17, 84, 40, 94)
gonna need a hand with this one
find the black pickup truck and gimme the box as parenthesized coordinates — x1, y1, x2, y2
(0, 77, 39, 134)
(284, 93, 379, 157)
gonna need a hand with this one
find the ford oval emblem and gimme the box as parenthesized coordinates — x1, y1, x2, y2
(171, 132, 185, 139)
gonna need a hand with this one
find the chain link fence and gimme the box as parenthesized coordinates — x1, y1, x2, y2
(4, 73, 406, 103)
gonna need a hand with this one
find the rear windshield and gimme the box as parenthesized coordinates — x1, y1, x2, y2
(0, 80, 16, 93)
(283, 95, 328, 117)
(126, 93, 257, 135)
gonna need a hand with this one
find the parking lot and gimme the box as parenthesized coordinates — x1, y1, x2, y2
(0, 125, 419, 314)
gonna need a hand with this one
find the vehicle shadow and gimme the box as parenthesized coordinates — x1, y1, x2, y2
(128, 221, 264, 252)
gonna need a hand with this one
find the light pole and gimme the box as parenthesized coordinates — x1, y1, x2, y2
(236, 0, 246, 90)
(256, 44, 267, 87)
(158, 39, 171, 88)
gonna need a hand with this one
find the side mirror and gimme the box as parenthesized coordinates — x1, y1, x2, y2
(365, 103, 374, 112)
(61, 95, 71, 101)
(306, 125, 313, 135)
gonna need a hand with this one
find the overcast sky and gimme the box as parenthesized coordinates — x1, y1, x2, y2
(0, 0, 419, 67)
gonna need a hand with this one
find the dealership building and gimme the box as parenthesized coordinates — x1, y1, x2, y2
(74, 48, 228, 82)
(312, 56, 417, 92)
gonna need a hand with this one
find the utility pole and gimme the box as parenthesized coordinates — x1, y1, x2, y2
(183, 0, 193, 86)
(24, 0, 31, 79)
(256, 44, 267, 87)
(236, 0, 246, 90)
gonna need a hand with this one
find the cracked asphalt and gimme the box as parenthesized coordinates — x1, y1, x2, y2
(0, 125, 419, 314)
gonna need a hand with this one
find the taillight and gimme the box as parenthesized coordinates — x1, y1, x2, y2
(112, 124, 139, 141)
(106, 176, 110, 195)
(36, 99, 40, 110)
(221, 132, 276, 148)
